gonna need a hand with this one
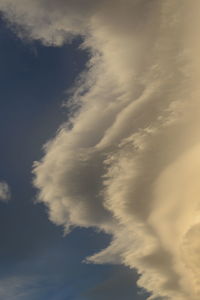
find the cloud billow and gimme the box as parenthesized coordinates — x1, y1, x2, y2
(1, 0, 200, 299)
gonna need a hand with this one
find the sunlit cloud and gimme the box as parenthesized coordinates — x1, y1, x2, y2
(1, 1, 200, 299)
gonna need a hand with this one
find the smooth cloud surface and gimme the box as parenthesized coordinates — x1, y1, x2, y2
(1, 0, 200, 299)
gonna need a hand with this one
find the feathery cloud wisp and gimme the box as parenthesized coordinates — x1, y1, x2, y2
(0, 181, 10, 202)
(1, 1, 200, 299)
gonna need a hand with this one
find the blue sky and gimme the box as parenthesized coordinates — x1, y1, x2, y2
(0, 17, 147, 300)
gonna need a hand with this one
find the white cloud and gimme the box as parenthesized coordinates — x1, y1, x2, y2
(1, 0, 200, 299)
(0, 181, 10, 202)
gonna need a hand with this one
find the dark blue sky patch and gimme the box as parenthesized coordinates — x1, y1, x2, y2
(82, 266, 149, 300)
(0, 17, 89, 262)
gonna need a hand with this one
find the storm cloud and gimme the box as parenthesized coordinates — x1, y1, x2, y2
(1, 0, 200, 299)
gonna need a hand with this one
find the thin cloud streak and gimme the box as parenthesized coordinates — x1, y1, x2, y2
(1, 0, 200, 299)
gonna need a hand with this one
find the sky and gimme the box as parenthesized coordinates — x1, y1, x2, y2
(0, 1, 200, 300)
(0, 8, 146, 300)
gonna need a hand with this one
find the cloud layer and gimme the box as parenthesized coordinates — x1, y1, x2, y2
(1, 0, 200, 299)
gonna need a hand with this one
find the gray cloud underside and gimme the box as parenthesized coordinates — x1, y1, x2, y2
(1, 0, 200, 299)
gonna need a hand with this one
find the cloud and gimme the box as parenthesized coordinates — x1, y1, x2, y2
(0, 275, 42, 300)
(0, 181, 10, 202)
(1, 0, 200, 299)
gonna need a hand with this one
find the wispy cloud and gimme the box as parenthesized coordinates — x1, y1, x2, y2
(0, 181, 10, 202)
(0, 275, 42, 300)
(1, 0, 200, 299)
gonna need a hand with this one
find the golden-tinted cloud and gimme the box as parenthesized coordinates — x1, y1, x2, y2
(1, 1, 200, 299)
